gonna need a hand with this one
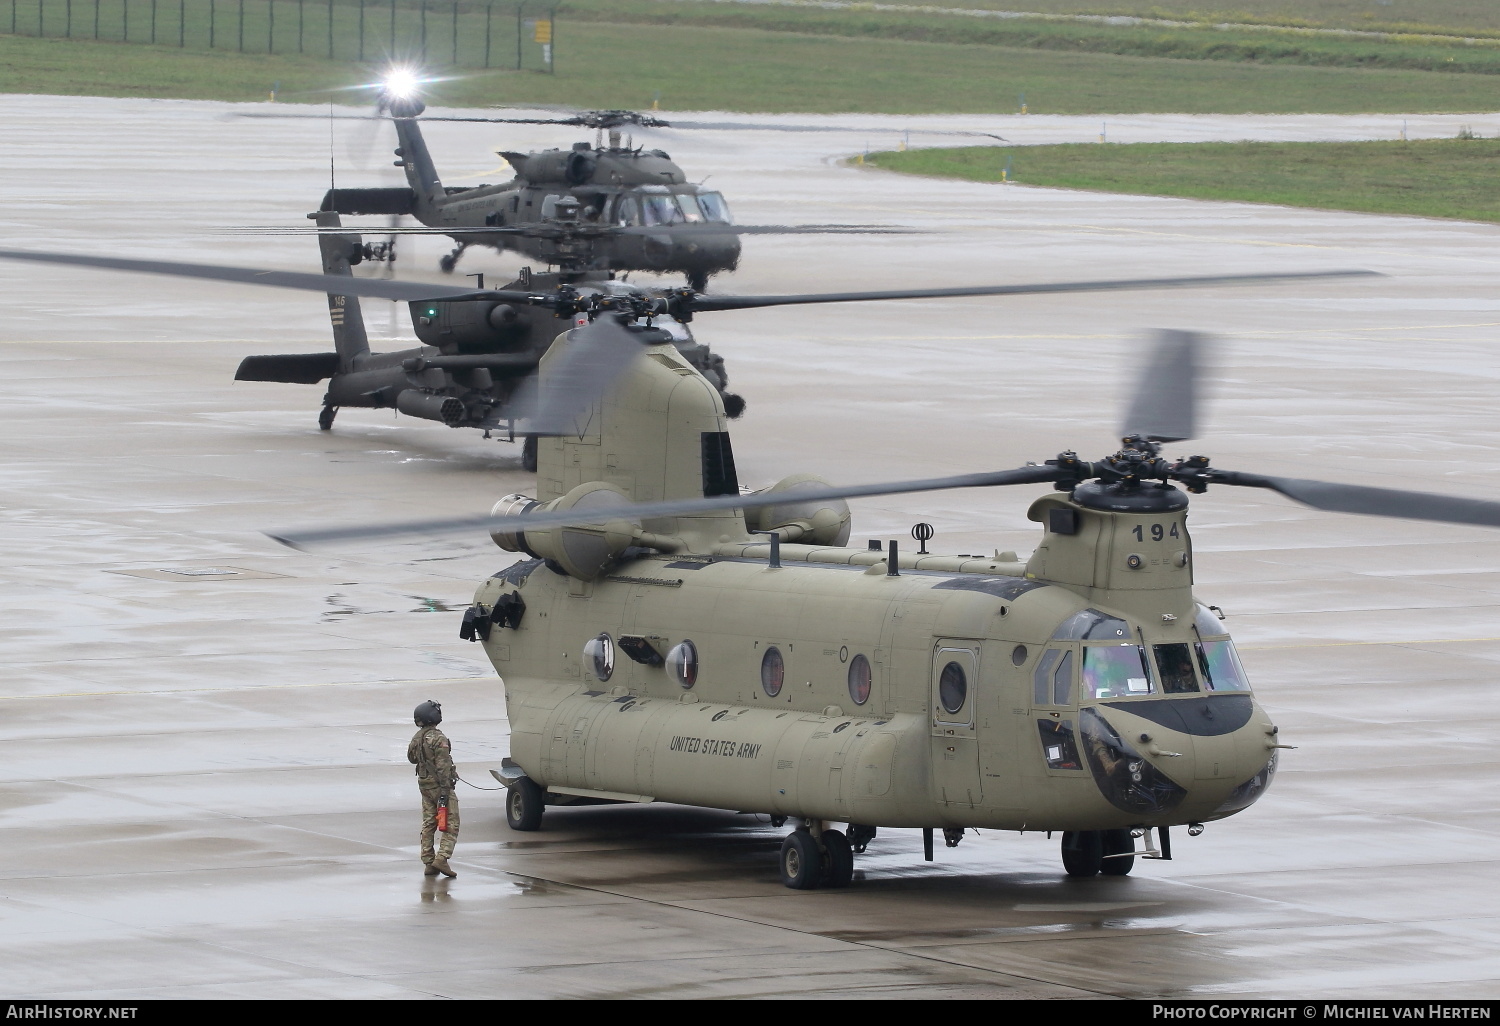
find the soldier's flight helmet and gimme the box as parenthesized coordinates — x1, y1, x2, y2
(414, 700, 443, 726)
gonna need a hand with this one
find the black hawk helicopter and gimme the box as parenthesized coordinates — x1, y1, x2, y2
(236, 68, 998, 288)
(0, 243, 1373, 473)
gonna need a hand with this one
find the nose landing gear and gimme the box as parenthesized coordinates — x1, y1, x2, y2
(439, 242, 469, 274)
(1061, 829, 1136, 877)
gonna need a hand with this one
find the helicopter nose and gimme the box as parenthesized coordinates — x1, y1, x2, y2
(1079, 700, 1276, 821)
(676, 233, 741, 272)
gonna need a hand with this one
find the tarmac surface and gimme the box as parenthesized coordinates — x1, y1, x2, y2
(3, 95, 1500, 999)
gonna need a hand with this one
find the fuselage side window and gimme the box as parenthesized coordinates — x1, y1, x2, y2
(1082, 643, 1154, 699)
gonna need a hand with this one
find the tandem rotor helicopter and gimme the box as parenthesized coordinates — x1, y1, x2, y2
(236, 67, 1000, 288)
(7, 247, 1496, 890)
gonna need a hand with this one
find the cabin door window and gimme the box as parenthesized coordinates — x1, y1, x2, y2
(931, 640, 982, 806)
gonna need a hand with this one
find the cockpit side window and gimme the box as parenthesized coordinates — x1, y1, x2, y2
(1153, 643, 1201, 694)
(1082, 644, 1154, 699)
(615, 195, 641, 226)
(696, 192, 733, 223)
(1053, 650, 1074, 705)
(1196, 639, 1252, 691)
(1032, 649, 1060, 706)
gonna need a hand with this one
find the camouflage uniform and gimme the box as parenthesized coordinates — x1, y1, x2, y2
(407, 724, 460, 866)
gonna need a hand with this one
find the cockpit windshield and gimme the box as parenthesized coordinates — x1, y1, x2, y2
(1153, 643, 1201, 694)
(640, 193, 685, 226)
(1082, 644, 1154, 699)
(1193, 604, 1252, 691)
(695, 192, 732, 223)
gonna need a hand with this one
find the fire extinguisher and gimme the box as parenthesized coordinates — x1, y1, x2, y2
(437, 794, 449, 833)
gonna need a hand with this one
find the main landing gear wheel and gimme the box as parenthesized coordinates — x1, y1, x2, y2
(1061, 830, 1104, 877)
(821, 829, 854, 888)
(521, 435, 538, 472)
(780, 829, 823, 889)
(1100, 829, 1135, 876)
(318, 405, 337, 431)
(505, 776, 545, 832)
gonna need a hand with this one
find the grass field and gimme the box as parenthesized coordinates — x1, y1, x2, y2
(8, 23, 1500, 115)
(869, 137, 1500, 222)
(561, 0, 1500, 74)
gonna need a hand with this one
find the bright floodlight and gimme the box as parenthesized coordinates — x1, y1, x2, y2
(383, 67, 420, 100)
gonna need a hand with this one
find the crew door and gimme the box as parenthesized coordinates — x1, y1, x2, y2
(931, 639, 982, 807)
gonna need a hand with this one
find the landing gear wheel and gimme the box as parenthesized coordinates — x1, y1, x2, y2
(820, 829, 854, 888)
(779, 829, 823, 889)
(521, 435, 538, 472)
(439, 253, 458, 273)
(1100, 828, 1135, 876)
(505, 776, 545, 832)
(1061, 830, 1103, 877)
(318, 405, 337, 431)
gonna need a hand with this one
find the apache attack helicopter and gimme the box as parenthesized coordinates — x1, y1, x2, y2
(10, 248, 1480, 890)
(0, 243, 1358, 474)
(238, 69, 999, 288)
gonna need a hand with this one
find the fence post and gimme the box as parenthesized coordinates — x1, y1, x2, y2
(236, 0, 242, 51)
(357, 0, 363, 61)
(122, 0, 127, 41)
(11, 0, 16, 37)
(66, 0, 72, 37)
(177, 0, 181, 44)
(483, 3, 490, 68)
(515, 2, 522, 70)
(38, 0, 42, 37)
(325, 0, 330, 58)
(209, 0, 215, 47)
(297, 0, 302, 51)
(269, 0, 274, 52)
(451, 0, 457, 67)
(151, 0, 156, 42)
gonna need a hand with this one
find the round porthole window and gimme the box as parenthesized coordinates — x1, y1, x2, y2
(847, 653, 872, 705)
(760, 646, 784, 697)
(667, 639, 699, 689)
(1011, 644, 1028, 666)
(583, 633, 615, 683)
(939, 660, 967, 715)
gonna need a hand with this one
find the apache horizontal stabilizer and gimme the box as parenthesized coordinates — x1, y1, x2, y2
(319, 188, 417, 216)
(235, 353, 340, 384)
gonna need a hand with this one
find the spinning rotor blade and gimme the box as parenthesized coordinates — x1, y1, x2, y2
(1119, 329, 1206, 444)
(220, 223, 920, 237)
(0, 248, 521, 303)
(684, 270, 1379, 313)
(1205, 471, 1500, 529)
(269, 465, 1061, 548)
(520, 317, 646, 437)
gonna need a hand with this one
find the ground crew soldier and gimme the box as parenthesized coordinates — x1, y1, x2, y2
(407, 700, 459, 877)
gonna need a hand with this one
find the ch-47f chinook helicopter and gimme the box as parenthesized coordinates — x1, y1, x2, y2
(6, 246, 1470, 889)
(0, 243, 1356, 474)
(238, 69, 997, 288)
(257, 291, 1500, 890)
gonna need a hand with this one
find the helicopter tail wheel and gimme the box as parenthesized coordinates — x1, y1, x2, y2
(505, 776, 545, 832)
(521, 435, 538, 472)
(1061, 830, 1104, 877)
(780, 828, 824, 889)
(820, 829, 854, 888)
(318, 405, 338, 431)
(1100, 829, 1135, 876)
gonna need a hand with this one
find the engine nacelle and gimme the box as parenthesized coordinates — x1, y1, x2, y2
(743, 474, 852, 546)
(491, 482, 663, 581)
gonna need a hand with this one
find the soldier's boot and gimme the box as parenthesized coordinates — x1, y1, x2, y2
(434, 857, 457, 878)
(423, 862, 440, 876)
